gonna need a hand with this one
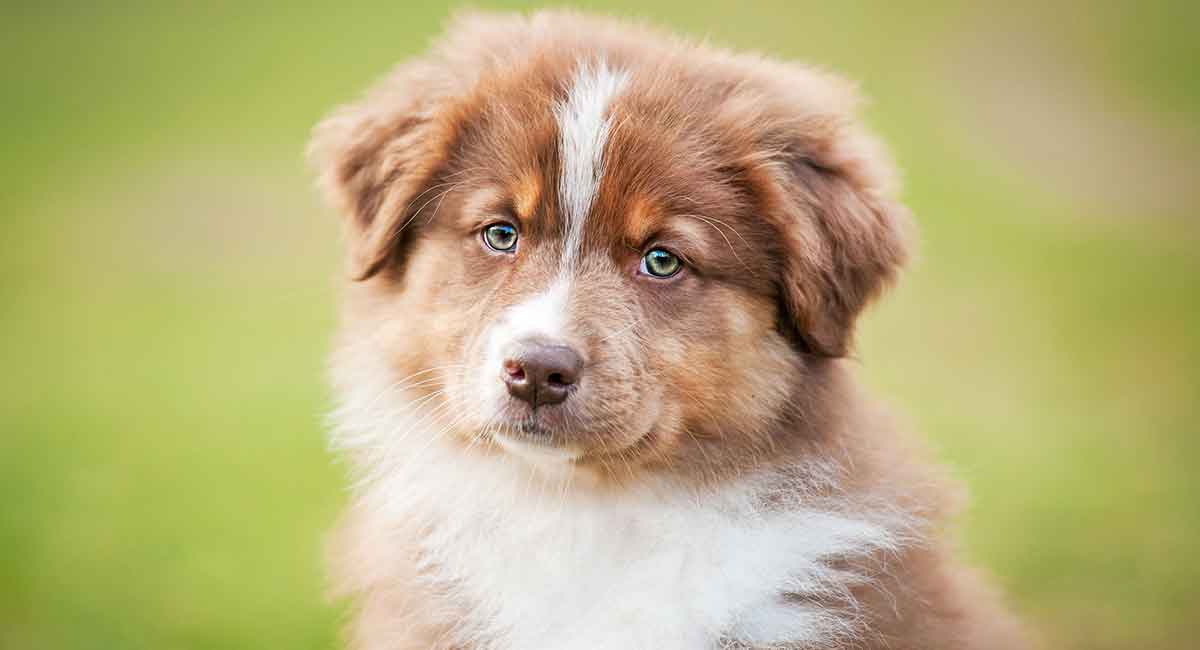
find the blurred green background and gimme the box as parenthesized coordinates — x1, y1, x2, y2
(2, 1, 1197, 648)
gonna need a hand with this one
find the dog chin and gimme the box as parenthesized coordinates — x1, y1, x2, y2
(491, 428, 585, 466)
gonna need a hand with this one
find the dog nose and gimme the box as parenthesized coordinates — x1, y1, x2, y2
(502, 342, 583, 407)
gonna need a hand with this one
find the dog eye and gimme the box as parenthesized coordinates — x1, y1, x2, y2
(482, 223, 518, 252)
(640, 248, 682, 278)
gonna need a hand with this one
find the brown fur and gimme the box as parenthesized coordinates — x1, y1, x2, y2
(311, 10, 1029, 649)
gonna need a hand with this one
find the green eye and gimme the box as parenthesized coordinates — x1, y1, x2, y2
(641, 248, 682, 278)
(482, 223, 518, 252)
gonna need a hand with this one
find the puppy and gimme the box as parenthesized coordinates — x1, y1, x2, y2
(311, 10, 1028, 650)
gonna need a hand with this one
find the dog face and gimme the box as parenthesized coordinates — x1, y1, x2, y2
(313, 13, 909, 479)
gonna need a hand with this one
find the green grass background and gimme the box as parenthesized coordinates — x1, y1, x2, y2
(1, 1, 1197, 648)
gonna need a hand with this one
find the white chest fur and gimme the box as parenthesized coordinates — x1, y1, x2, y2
(356, 443, 901, 650)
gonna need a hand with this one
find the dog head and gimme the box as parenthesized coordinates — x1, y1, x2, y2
(313, 12, 909, 480)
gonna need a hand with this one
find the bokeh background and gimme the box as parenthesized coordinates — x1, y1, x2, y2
(2, 1, 1197, 648)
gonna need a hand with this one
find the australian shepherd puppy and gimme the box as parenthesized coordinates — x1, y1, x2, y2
(310, 10, 1028, 650)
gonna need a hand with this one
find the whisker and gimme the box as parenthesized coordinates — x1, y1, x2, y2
(597, 317, 641, 344)
(677, 212, 752, 273)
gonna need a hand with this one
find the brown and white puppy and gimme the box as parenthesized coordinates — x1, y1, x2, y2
(311, 10, 1028, 650)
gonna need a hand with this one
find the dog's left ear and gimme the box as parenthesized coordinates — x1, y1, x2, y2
(747, 94, 912, 358)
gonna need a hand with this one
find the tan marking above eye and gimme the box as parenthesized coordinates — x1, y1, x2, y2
(624, 194, 660, 243)
(512, 171, 542, 222)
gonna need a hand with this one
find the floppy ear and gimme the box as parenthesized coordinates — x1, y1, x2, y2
(750, 107, 911, 358)
(776, 144, 910, 357)
(308, 59, 459, 279)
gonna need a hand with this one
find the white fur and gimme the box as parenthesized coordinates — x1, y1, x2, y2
(489, 277, 571, 342)
(555, 60, 629, 269)
(332, 354, 912, 650)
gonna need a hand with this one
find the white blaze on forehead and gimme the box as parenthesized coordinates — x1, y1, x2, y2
(555, 60, 630, 267)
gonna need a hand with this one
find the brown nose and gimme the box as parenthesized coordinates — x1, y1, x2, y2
(502, 342, 584, 407)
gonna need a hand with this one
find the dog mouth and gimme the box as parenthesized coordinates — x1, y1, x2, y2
(489, 418, 586, 462)
(501, 417, 558, 442)
(511, 417, 552, 438)
(490, 411, 581, 446)
(488, 395, 577, 439)
(473, 368, 661, 465)
(486, 409, 661, 469)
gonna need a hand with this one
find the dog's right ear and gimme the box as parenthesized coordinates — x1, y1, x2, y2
(308, 60, 459, 280)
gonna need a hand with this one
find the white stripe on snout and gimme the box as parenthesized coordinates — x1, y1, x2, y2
(555, 60, 629, 269)
(498, 278, 571, 344)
